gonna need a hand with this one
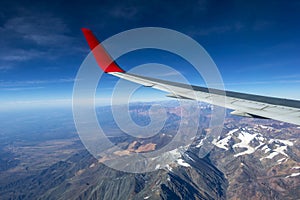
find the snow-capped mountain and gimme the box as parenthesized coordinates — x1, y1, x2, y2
(212, 125, 295, 161)
(197, 120, 300, 199)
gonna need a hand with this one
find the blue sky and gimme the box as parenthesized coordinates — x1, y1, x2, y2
(0, 0, 300, 109)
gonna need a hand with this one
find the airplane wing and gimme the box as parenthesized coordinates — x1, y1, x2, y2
(81, 28, 300, 126)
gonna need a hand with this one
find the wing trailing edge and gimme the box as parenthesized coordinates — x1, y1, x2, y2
(82, 29, 300, 126)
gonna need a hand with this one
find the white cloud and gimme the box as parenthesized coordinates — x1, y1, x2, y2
(0, 86, 44, 91)
(0, 65, 14, 71)
(0, 78, 74, 88)
(1, 49, 45, 61)
(4, 15, 73, 46)
(110, 6, 139, 19)
(0, 98, 72, 111)
(0, 13, 77, 65)
(197, 25, 232, 36)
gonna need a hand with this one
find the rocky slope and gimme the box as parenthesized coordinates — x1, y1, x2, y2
(199, 119, 300, 200)
(0, 149, 227, 200)
(1, 103, 299, 199)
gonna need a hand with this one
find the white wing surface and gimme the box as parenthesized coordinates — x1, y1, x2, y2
(82, 28, 300, 126)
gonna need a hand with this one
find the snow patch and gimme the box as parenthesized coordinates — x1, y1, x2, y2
(89, 163, 95, 168)
(256, 136, 265, 142)
(270, 139, 293, 146)
(177, 159, 191, 167)
(218, 136, 231, 150)
(212, 128, 239, 150)
(261, 144, 288, 160)
(277, 157, 286, 164)
(212, 136, 230, 150)
(185, 154, 195, 162)
(292, 166, 300, 170)
(255, 142, 265, 150)
(233, 131, 257, 157)
(286, 172, 300, 178)
(168, 148, 181, 157)
(211, 127, 293, 160)
(274, 145, 288, 157)
(260, 125, 268, 129)
(165, 164, 173, 171)
(262, 145, 271, 153)
(264, 152, 279, 159)
(291, 173, 300, 177)
(196, 138, 204, 148)
(228, 128, 239, 135)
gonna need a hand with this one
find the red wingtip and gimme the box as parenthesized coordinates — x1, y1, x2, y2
(81, 28, 125, 73)
(81, 28, 99, 50)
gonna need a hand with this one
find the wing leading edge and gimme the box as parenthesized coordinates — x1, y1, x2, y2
(82, 28, 300, 126)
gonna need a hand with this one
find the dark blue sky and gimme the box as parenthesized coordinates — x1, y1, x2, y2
(1, 0, 300, 109)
